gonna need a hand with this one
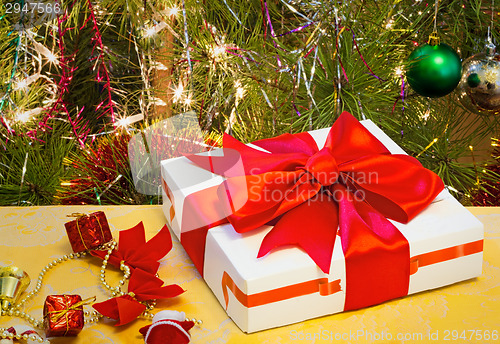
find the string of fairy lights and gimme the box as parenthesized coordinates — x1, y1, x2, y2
(0, 0, 440, 135)
(2, 0, 495, 131)
(0, 0, 498, 205)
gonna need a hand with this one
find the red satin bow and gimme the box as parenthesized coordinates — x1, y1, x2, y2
(91, 222, 172, 275)
(93, 269, 184, 325)
(185, 112, 444, 310)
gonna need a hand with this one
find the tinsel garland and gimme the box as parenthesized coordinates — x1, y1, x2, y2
(59, 128, 220, 205)
(27, 6, 87, 145)
(58, 131, 147, 205)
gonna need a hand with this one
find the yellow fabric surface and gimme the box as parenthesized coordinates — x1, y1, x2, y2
(0, 205, 499, 344)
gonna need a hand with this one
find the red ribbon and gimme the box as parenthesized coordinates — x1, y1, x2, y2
(91, 222, 184, 325)
(178, 112, 444, 311)
(91, 222, 173, 275)
(93, 269, 184, 326)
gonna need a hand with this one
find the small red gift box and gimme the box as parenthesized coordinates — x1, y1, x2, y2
(64, 211, 112, 252)
(43, 294, 85, 337)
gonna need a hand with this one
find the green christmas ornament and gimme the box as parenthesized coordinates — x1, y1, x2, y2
(406, 36, 462, 98)
(467, 73, 481, 88)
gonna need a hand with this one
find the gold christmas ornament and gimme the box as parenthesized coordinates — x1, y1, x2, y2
(0, 266, 30, 311)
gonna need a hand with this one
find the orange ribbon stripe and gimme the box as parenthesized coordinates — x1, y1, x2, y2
(222, 271, 341, 309)
(410, 239, 483, 275)
(162, 178, 176, 222)
(221, 240, 483, 309)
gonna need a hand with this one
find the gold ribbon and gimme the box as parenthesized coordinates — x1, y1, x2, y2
(46, 296, 96, 323)
(66, 213, 87, 219)
(75, 218, 89, 250)
(95, 216, 106, 244)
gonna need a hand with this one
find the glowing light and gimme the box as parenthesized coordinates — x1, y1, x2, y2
(385, 20, 394, 29)
(394, 66, 404, 76)
(151, 61, 168, 70)
(16, 111, 31, 123)
(144, 26, 156, 38)
(46, 51, 58, 64)
(15, 79, 28, 90)
(153, 97, 167, 106)
(236, 87, 245, 100)
(14, 107, 43, 123)
(168, 6, 179, 16)
(172, 84, 184, 102)
(116, 117, 130, 128)
(210, 44, 227, 60)
(184, 94, 193, 106)
(235, 80, 245, 100)
(420, 109, 430, 121)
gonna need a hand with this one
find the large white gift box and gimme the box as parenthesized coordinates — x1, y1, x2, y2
(160, 114, 483, 333)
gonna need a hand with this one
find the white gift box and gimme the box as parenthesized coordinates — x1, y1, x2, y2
(160, 119, 483, 333)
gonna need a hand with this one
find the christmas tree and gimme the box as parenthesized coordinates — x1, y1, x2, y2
(0, 0, 499, 206)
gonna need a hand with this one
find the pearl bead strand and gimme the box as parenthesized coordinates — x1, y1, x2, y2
(1, 239, 202, 341)
(8, 252, 90, 329)
(1, 248, 104, 339)
(0, 327, 49, 344)
(98, 241, 131, 297)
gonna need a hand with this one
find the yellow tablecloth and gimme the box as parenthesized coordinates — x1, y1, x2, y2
(0, 205, 499, 343)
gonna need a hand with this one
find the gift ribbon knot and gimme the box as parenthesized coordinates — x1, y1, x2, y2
(182, 112, 445, 311)
(67, 212, 107, 251)
(304, 147, 339, 186)
(46, 296, 96, 323)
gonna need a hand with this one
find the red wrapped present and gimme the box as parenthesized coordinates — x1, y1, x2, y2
(64, 211, 112, 252)
(43, 294, 86, 337)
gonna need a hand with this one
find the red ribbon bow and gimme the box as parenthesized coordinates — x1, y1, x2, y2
(183, 112, 444, 310)
(93, 269, 184, 326)
(91, 222, 184, 325)
(91, 222, 172, 275)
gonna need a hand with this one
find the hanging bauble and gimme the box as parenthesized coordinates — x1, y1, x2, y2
(457, 43, 500, 116)
(406, 34, 462, 98)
